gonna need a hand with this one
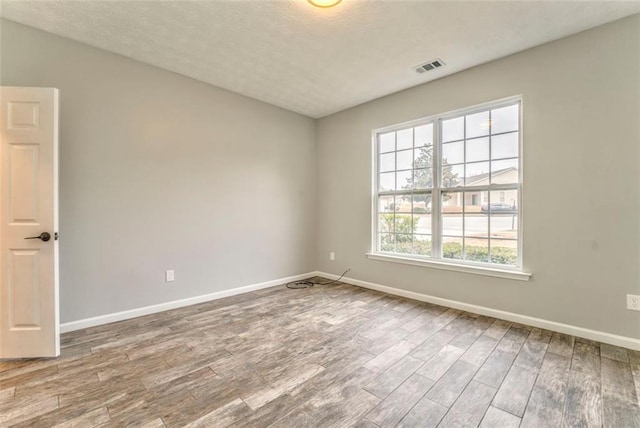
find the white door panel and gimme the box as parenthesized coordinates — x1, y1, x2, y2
(1, 87, 59, 358)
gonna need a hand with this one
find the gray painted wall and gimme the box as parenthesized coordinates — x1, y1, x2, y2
(316, 14, 640, 339)
(1, 19, 317, 323)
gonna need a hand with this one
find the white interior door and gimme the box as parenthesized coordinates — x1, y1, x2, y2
(0, 87, 59, 358)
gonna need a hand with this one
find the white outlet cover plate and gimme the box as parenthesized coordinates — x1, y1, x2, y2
(627, 294, 640, 311)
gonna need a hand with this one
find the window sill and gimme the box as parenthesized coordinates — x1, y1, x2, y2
(365, 253, 531, 281)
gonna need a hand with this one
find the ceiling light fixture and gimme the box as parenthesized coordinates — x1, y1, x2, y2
(308, 0, 342, 8)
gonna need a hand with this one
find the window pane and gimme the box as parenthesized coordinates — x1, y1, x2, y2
(413, 234, 432, 256)
(397, 170, 412, 190)
(414, 146, 433, 168)
(442, 191, 463, 213)
(378, 132, 396, 153)
(466, 137, 489, 162)
(465, 161, 490, 185)
(466, 111, 490, 139)
(467, 190, 486, 211)
(397, 128, 413, 150)
(442, 141, 464, 164)
(379, 172, 395, 191)
(490, 211, 518, 237)
(395, 234, 413, 254)
(465, 211, 488, 238)
(489, 189, 518, 235)
(379, 132, 395, 152)
(442, 116, 464, 142)
(491, 104, 519, 134)
(491, 132, 519, 160)
(490, 239, 518, 265)
(379, 152, 395, 172)
(413, 168, 433, 190)
(465, 238, 489, 263)
(379, 233, 394, 252)
(397, 149, 413, 170)
(394, 214, 414, 236)
(378, 195, 395, 213)
(378, 214, 395, 234)
(489, 189, 518, 219)
(442, 191, 463, 237)
(491, 159, 518, 184)
(395, 195, 412, 213)
(412, 193, 432, 215)
(415, 123, 433, 147)
(413, 193, 432, 242)
(442, 236, 463, 260)
(413, 214, 432, 235)
(442, 164, 463, 188)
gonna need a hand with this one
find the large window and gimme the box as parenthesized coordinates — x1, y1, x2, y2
(373, 98, 522, 269)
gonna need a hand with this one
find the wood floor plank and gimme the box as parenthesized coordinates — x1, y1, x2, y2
(600, 343, 629, 363)
(366, 373, 434, 428)
(0, 386, 15, 405)
(0, 394, 59, 426)
(521, 352, 571, 428)
(51, 406, 111, 428)
(513, 328, 551, 371)
(492, 364, 538, 417)
(396, 396, 447, 428)
(600, 356, 640, 427)
(601, 357, 637, 403)
(364, 355, 424, 398)
(438, 380, 496, 427)
(459, 334, 499, 367)
(269, 409, 317, 427)
(570, 340, 600, 377)
(182, 398, 251, 428)
(354, 419, 380, 428)
(229, 383, 318, 428)
(303, 366, 377, 419)
(311, 388, 381, 428)
(562, 371, 602, 427)
(479, 406, 521, 428)
(601, 396, 640, 428)
(364, 340, 416, 374)
(547, 332, 575, 358)
(409, 329, 457, 362)
(242, 363, 324, 410)
(473, 349, 517, 388)
(405, 309, 460, 345)
(415, 344, 465, 382)
(424, 360, 478, 407)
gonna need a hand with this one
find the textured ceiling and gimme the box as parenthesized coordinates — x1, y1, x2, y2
(1, 1, 639, 118)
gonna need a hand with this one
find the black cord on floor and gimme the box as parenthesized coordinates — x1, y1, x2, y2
(286, 268, 351, 289)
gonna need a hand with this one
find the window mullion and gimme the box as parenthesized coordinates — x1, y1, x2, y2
(393, 132, 397, 253)
(432, 120, 442, 259)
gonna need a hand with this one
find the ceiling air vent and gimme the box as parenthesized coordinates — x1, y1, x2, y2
(414, 59, 445, 74)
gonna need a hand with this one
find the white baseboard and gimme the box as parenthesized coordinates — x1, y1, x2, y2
(317, 271, 640, 351)
(60, 271, 316, 333)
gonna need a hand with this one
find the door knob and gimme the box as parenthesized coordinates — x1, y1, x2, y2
(25, 232, 51, 242)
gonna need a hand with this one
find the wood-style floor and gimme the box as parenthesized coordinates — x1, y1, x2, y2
(1, 278, 639, 427)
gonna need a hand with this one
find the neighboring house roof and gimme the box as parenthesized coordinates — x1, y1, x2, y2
(464, 167, 517, 185)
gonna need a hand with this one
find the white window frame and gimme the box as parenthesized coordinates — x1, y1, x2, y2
(368, 96, 530, 281)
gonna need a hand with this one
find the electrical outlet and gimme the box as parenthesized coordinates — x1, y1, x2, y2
(627, 294, 640, 311)
(329, 252, 335, 261)
(166, 270, 175, 282)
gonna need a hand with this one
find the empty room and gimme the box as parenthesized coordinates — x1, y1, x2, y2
(1, 0, 639, 427)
